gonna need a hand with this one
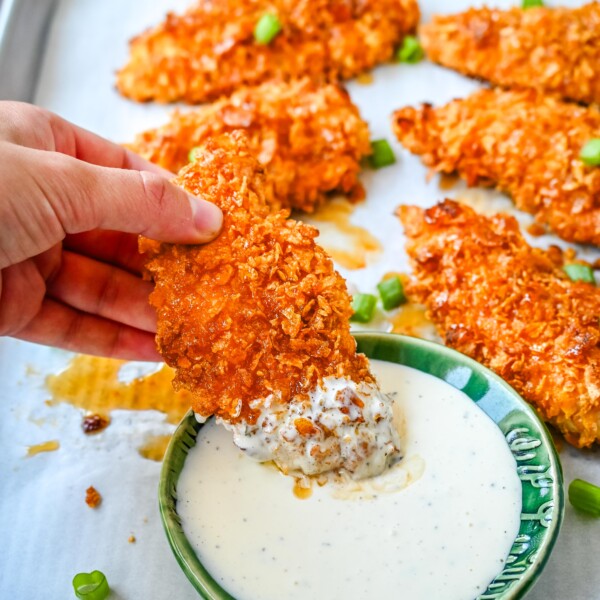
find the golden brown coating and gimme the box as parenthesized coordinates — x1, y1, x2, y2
(393, 88, 600, 246)
(420, 3, 600, 105)
(128, 79, 371, 212)
(141, 131, 371, 424)
(116, 0, 420, 104)
(400, 199, 600, 448)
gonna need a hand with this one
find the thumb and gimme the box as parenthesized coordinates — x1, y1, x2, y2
(42, 149, 223, 244)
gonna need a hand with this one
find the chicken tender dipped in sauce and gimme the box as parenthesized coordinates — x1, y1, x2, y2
(141, 132, 401, 479)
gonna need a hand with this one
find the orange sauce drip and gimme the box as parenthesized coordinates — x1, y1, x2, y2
(355, 72, 374, 85)
(391, 304, 433, 337)
(45, 355, 192, 424)
(293, 480, 313, 499)
(26, 440, 60, 457)
(438, 173, 459, 191)
(308, 199, 381, 270)
(138, 434, 172, 462)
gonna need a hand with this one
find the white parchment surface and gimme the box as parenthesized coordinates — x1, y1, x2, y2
(1, 0, 599, 598)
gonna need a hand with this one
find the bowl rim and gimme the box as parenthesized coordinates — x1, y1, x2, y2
(159, 331, 564, 600)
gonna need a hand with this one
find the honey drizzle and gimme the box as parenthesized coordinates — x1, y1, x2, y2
(306, 199, 381, 270)
(45, 355, 192, 424)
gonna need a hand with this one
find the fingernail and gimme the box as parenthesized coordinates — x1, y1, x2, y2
(189, 195, 223, 241)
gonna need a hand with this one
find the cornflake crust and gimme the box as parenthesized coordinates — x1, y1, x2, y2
(116, 0, 419, 104)
(127, 79, 371, 213)
(420, 2, 600, 105)
(393, 88, 600, 246)
(399, 199, 600, 449)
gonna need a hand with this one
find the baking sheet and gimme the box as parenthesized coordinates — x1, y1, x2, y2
(1, 0, 600, 598)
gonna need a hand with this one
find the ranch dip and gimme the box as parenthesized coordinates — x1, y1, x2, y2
(177, 360, 522, 600)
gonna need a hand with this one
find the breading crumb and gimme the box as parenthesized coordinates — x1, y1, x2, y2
(85, 486, 102, 509)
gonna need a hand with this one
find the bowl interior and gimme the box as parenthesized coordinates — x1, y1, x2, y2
(159, 332, 564, 600)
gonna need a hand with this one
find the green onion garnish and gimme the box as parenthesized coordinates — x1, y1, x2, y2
(254, 14, 282, 45)
(368, 139, 396, 169)
(580, 139, 600, 167)
(397, 35, 424, 63)
(188, 146, 201, 163)
(377, 276, 407, 311)
(569, 479, 600, 517)
(72, 571, 110, 600)
(522, 0, 544, 8)
(350, 293, 377, 323)
(563, 264, 595, 285)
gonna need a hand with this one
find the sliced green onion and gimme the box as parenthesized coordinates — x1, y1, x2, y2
(72, 571, 110, 600)
(522, 0, 544, 7)
(397, 35, 424, 63)
(563, 264, 596, 285)
(368, 139, 396, 169)
(580, 138, 600, 167)
(188, 146, 201, 163)
(350, 293, 377, 323)
(377, 276, 407, 310)
(254, 14, 282, 45)
(569, 478, 600, 517)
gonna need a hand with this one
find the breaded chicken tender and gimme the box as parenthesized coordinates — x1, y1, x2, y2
(141, 131, 400, 478)
(128, 79, 371, 212)
(393, 88, 600, 246)
(117, 0, 420, 104)
(400, 199, 600, 448)
(420, 3, 600, 105)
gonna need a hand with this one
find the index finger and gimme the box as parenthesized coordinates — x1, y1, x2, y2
(0, 101, 174, 177)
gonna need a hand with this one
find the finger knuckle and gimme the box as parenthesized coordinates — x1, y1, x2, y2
(139, 172, 171, 217)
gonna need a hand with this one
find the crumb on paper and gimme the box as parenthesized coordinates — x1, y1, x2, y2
(526, 222, 547, 237)
(128, 534, 136, 544)
(82, 414, 110, 434)
(85, 486, 102, 509)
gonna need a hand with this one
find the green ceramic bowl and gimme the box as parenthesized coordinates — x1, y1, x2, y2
(159, 332, 564, 600)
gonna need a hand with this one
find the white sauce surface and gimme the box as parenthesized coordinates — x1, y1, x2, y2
(178, 360, 522, 600)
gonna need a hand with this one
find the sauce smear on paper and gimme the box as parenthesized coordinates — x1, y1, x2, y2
(138, 434, 172, 462)
(306, 199, 381, 269)
(45, 355, 191, 423)
(26, 440, 60, 457)
(390, 304, 434, 337)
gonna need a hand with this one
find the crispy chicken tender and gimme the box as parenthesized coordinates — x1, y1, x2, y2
(141, 131, 400, 478)
(393, 88, 600, 246)
(128, 79, 371, 212)
(420, 3, 600, 105)
(399, 199, 600, 448)
(116, 0, 420, 104)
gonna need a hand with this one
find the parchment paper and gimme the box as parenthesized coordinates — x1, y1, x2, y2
(1, 0, 599, 598)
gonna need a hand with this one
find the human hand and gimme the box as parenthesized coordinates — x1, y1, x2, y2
(0, 101, 223, 360)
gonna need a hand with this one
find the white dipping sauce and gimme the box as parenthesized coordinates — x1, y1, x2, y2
(178, 360, 522, 600)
